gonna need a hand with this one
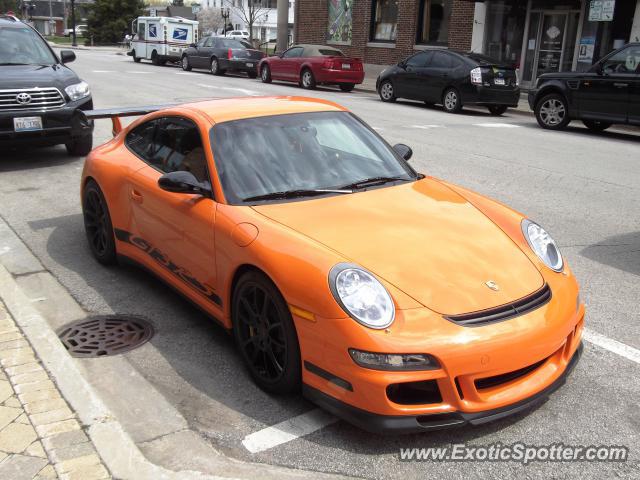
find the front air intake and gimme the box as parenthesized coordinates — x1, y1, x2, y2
(445, 283, 552, 327)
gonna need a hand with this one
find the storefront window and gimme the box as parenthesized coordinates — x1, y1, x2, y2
(370, 0, 398, 42)
(416, 0, 453, 46)
(482, 1, 526, 65)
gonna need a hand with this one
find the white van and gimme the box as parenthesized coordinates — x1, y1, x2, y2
(129, 16, 198, 65)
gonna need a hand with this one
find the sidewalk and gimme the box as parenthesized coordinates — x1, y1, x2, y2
(0, 302, 110, 480)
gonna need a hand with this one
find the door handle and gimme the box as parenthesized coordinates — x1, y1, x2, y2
(131, 189, 143, 203)
(613, 83, 628, 88)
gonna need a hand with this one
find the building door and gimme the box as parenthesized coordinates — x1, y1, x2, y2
(521, 10, 580, 86)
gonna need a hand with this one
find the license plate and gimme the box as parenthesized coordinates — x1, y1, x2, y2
(13, 117, 42, 132)
(494, 78, 506, 85)
(246, 62, 254, 67)
(342, 63, 351, 69)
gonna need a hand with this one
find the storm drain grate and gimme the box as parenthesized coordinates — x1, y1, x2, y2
(58, 315, 154, 358)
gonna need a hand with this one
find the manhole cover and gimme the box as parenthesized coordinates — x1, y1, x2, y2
(58, 315, 154, 358)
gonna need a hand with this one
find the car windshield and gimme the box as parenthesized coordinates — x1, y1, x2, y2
(221, 39, 245, 49)
(0, 26, 57, 65)
(466, 52, 510, 67)
(211, 112, 417, 204)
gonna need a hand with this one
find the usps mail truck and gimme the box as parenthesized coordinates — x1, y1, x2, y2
(129, 16, 198, 65)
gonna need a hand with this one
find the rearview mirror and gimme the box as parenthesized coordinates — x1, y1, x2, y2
(393, 144, 413, 161)
(60, 50, 76, 64)
(158, 171, 211, 197)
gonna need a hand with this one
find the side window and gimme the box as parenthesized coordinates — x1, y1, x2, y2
(197, 37, 207, 47)
(126, 120, 159, 162)
(204, 37, 214, 47)
(602, 46, 640, 74)
(149, 117, 209, 184)
(283, 47, 303, 58)
(138, 23, 146, 41)
(405, 51, 431, 68)
(431, 52, 452, 69)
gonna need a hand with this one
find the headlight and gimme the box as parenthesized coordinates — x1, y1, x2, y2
(329, 263, 395, 329)
(521, 219, 563, 272)
(65, 81, 90, 101)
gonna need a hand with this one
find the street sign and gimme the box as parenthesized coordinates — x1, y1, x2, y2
(589, 0, 615, 22)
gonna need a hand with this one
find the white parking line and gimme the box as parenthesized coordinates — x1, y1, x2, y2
(91, 70, 115, 73)
(242, 408, 337, 453)
(473, 123, 521, 128)
(584, 328, 640, 365)
(126, 71, 153, 74)
(196, 83, 259, 96)
(408, 124, 444, 129)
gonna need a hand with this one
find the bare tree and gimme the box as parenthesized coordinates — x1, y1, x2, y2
(222, 0, 269, 43)
(197, 7, 225, 35)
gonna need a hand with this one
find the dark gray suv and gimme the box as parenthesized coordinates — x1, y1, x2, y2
(0, 16, 93, 155)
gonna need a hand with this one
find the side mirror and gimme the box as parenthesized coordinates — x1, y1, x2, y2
(393, 143, 413, 161)
(60, 50, 76, 64)
(158, 171, 211, 197)
(398, 61, 406, 69)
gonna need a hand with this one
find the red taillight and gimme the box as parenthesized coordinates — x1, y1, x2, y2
(228, 49, 233, 60)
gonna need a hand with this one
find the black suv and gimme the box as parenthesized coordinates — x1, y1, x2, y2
(529, 43, 640, 131)
(0, 16, 93, 155)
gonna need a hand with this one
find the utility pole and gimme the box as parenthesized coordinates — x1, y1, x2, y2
(221, 6, 229, 36)
(276, 0, 287, 53)
(70, 0, 76, 46)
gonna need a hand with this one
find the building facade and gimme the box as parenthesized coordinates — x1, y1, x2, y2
(295, 0, 640, 88)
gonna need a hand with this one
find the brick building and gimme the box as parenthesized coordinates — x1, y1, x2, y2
(294, 0, 475, 66)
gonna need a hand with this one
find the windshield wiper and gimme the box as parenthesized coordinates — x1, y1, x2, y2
(0, 62, 31, 66)
(243, 188, 352, 202)
(336, 176, 410, 190)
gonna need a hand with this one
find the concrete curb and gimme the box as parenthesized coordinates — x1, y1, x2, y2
(0, 264, 236, 480)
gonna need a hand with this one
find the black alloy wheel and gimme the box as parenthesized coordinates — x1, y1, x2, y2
(233, 272, 301, 394)
(82, 181, 117, 265)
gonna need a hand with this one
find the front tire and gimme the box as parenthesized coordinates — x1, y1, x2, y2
(300, 68, 316, 89)
(339, 83, 355, 92)
(181, 55, 192, 71)
(488, 105, 508, 116)
(535, 93, 570, 130)
(65, 135, 93, 156)
(82, 180, 117, 265)
(132, 50, 141, 63)
(378, 80, 396, 102)
(442, 88, 462, 113)
(582, 119, 612, 132)
(261, 64, 272, 83)
(232, 271, 301, 395)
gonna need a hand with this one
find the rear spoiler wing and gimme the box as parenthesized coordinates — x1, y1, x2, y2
(80, 105, 176, 136)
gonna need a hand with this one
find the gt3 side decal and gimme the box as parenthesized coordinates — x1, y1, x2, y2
(114, 228, 222, 306)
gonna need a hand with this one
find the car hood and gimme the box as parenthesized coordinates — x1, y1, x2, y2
(252, 178, 544, 315)
(0, 64, 80, 91)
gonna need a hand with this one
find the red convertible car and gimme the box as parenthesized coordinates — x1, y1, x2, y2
(258, 44, 364, 92)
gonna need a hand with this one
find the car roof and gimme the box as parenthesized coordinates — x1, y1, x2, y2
(178, 96, 348, 124)
(0, 16, 25, 27)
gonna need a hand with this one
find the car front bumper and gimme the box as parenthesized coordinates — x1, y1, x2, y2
(304, 342, 583, 434)
(0, 97, 94, 148)
(463, 85, 521, 107)
(294, 272, 584, 433)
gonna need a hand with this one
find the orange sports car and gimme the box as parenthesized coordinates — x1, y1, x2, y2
(80, 96, 584, 433)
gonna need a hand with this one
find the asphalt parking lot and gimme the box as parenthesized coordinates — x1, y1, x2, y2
(0, 49, 639, 479)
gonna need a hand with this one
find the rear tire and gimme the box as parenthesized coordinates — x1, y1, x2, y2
(82, 180, 117, 266)
(151, 51, 160, 66)
(488, 105, 508, 116)
(582, 119, 612, 132)
(339, 83, 355, 92)
(261, 64, 272, 83)
(300, 68, 316, 89)
(442, 88, 462, 113)
(535, 93, 570, 130)
(232, 271, 301, 395)
(65, 135, 93, 157)
(210, 57, 225, 75)
(378, 80, 396, 102)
